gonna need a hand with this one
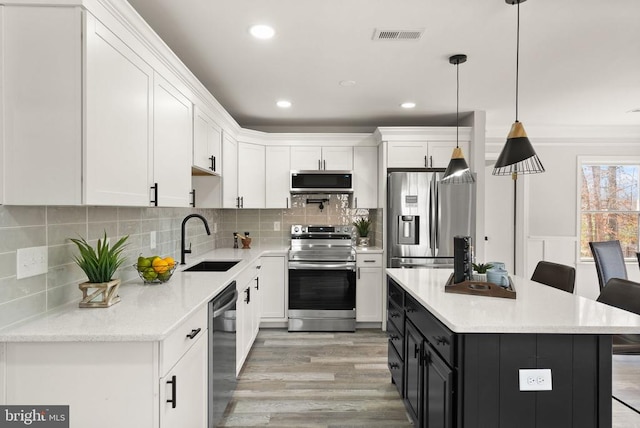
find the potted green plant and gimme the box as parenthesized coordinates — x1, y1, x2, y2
(472, 262, 494, 282)
(69, 231, 128, 308)
(353, 217, 372, 247)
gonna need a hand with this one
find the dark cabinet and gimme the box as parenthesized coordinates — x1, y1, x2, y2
(389, 277, 457, 428)
(405, 317, 455, 428)
(387, 276, 613, 428)
(424, 344, 453, 428)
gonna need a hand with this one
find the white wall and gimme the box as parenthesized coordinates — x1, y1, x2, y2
(486, 133, 640, 300)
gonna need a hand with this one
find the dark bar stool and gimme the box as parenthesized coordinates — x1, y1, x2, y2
(597, 277, 640, 354)
(589, 240, 628, 291)
(530, 261, 576, 293)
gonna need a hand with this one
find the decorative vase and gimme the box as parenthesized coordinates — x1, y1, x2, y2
(357, 236, 370, 247)
(472, 273, 487, 282)
(78, 279, 121, 308)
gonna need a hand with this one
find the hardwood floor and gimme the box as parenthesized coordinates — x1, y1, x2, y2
(219, 329, 412, 427)
(219, 329, 640, 427)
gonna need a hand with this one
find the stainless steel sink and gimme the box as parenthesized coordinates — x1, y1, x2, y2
(183, 260, 240, 272)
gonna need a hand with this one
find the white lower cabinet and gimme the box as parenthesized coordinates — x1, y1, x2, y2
(160, 333, 207, 428)
(4, 306, 208, 428)
(260, 256, 287, 322)
(356, 253, 383, 322)
(236, 260, 262, 374)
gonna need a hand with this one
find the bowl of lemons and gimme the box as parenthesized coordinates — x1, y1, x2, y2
(135, 255, 177, 284)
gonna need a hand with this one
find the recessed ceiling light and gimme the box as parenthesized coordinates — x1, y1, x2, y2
(276, 100, 292, 108)
(401, 102, 416, 109)
(249, 24, 275, 39)
(339, 80, 357, 87)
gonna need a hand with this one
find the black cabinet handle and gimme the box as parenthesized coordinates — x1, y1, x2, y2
(244, 287, 251, 304)
(209, 155, 215, 171)
(435, 335, 449, 346)
(150, 183, 158, 206)
(190, 189, 196, 207)
(186, 328, 201, 339)
(424, 155, 427, 167)
(389, 362, 399, 370)
(390, 312, 400, 318)
(166, 375, 176, 408)
(254, 277, 259, 290)
(414, 343, 420, 359)
(389, 335, 399, 341)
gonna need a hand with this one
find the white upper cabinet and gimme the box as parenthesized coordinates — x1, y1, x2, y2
(85, 15, 154, 206)
(265, 146, 291, 209)
(3, 7, 154, 206)
(387, 140, 470, 169)
(290, 146, 353, 171)
(353, 146, 378, 208)
(221, 133, 239, 208)
(192, 106, 222, 175)
(152, 74, 193, 207)
(387, 142, 430, 168)
(237, 142, 266, 208)
(2, 6, 201, 207)
(428, 141, 470, 169)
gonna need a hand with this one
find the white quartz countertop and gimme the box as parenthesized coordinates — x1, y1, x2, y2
(386, 268, 640, 334)
(0, 245, 288, 342)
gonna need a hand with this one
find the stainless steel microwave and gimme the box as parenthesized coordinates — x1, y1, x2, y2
(290, 170, 353, 194)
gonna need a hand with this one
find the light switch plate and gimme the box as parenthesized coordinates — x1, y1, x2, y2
(519, 369, 552, 391)
(274, 221, 281, 231)
(150, 231, 156, 250)
(17, 246, 48, 279)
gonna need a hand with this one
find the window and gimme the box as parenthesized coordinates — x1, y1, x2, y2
(580, 159, 640, 259)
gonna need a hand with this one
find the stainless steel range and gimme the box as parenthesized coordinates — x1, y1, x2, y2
(288, 225, 356, 332)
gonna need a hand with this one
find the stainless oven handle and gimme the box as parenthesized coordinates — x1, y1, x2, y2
(289, 262, 356, 271)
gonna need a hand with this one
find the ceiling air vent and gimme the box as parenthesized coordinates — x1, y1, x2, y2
(373, 28, 424, 41)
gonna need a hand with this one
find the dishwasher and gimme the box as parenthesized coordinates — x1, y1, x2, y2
(208, 281, 238, 427)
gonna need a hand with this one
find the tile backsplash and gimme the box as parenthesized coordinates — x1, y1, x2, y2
(0, 196, 376, 329)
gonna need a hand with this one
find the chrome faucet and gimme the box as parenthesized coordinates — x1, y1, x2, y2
(180, 214, 211, 265)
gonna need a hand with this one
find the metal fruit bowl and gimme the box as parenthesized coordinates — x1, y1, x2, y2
(133, 264, 177, 284)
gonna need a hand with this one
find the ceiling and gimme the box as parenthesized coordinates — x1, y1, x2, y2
(126, 0, 640, 134)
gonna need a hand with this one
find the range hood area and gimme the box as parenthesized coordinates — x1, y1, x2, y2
(290, 170, 354, 194)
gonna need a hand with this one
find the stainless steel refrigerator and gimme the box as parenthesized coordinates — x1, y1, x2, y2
(387, 170, 475, 268)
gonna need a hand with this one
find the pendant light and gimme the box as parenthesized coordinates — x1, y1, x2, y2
(493, 0, 544, 177)
(441, 54, 475, 184)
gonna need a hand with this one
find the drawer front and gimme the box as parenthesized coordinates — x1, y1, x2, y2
(161, 304, 208, 375)
(388, 341, 404, 397)
(388, 278, 404, 308)
(405, 294, 455, 366)
(387, 315, 404, 359)
(356, 253, 383, 267)
(387, 299, 404, 335)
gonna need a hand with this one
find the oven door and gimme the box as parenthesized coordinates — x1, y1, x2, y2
(288, 261, 356, 331)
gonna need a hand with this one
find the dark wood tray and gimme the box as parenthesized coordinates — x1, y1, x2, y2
(444, 273, 516, 299)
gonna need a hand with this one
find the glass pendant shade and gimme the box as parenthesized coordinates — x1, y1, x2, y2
(442, 147, 475, 183)
(493, 121, 544, 176)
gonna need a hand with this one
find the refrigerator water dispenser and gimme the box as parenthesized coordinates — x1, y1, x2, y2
(397, 215, 419, 245)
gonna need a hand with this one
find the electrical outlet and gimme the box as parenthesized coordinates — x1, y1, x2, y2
(274, 221, 281, 231)
(16, 246, 48, 279)
(519, 369, 552, 391)
(150, 231, 156, 250)
(213, 223, 218, 233)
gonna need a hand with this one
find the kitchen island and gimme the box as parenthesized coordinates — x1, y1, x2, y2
(386, 268, 640, 428)
(0, 245, 288, 428)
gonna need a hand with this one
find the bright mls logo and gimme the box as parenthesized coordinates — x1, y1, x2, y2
(0, 406, 68, 427)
